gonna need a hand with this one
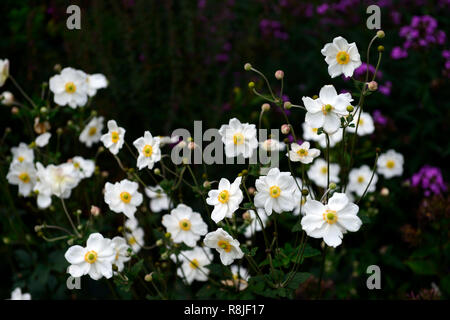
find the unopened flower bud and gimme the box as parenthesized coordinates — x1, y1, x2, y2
(40, 107, 47, 114)
(1, 91, 14, 105)
(301, 189, 309, 196)
(377, 45, 384, 52)
(203, 181, 211, 188)
(329, 183, 337, 190)
(346, 105, 354, 112)
(261, 103, 270, 112)
(156, 239, 164, 246)
(90, 205, 100, 216)
(281, 124, 290, 135)
(380, 187, 389, 196)
(165, 232, 171, 238)
(144, 273, 153, 282)
(112, 264, 119, 272)
(368, 81, 378, 91)
(3, 237, 10, 244)
(244, 63, 252, 71)
(34, 225, 43, 232)
(284, 101, 292, 109)
(248, 187, 256, 195)
(248, 82, 255, 89)
(90, 110, 97, 117)
(11, 106, 19, 114)
(161, 252, 169, 260)
(275, 70, 284, 80)
(154, 168, 161, 175)
(242, 211, 251, 221)
(376, 30, 385, 39)
(53, 64, 62, 72)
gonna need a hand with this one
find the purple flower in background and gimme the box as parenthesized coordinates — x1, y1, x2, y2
(372, 110, 388, 126)
(316, 4, 329, 15)
(379, 81, 392, 96)
(260, 19, 289, 40)
(411, 165, 447, 196)
(391, 46, 408, 59)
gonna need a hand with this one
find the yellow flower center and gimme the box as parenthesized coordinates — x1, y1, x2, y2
(84, 250, 98, 264)
(17, 156, 25, 162)
(323, 209, 338, 224)
(297, 148, 308, 157)
(322, 104, 333, 115)
(217, 240, 232, 252)
(359, 119, 364, 126)
(218, 190, 230, 204)
(120, 191, 132, 203)
(189, 258, 200, 269)
(336, 51, 350, 65)
(321, 167, 328, 174)
(65, 82, 77, 94)
(111, 131, 120, 143)
(128, 236, 136, 245)
(142, 145, 153, 157)
(232, 273, 239, 281)
(73, 162, 80, 169)
(88, 127, 97, 136)
(386, 160, 395, 169)
(269, 185, 281, 198)
(357, 176, 365, 183)
(18, 172, 30, 183)
(233, 133, 244, 145)
(179, 219, 191, 231)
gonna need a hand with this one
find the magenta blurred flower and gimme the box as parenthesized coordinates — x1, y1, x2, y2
(410, 165, 447, 196)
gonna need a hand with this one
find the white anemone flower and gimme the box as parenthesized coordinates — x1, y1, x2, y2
(124, 216, 139, 232)
(6, 161, 37, 197)
(145, 186, 170, 213)
(206, 177, 243, 224)
(1, 91, 14, 105)
(162, 204, 208, 247)
(348, 165, 378, 197)
(71, 156, 95, 179)
(243, 208, 268, 239)
(176, 247, 213, 284)
(65, 233, 115, 280)
(219, 118, 258, 158)
(302, 122, 343, 148)
(302, 85, 353, 134)
(35, 132, 51, 147)
(86, 73, 108, 97)
(259, 138, 286, 152)
(347, 112, 375, 136)
(321, 36, 362, 78)
(49, 67, 88, 108)
(301, 192, 362, 247)
(110, 236, 131, 272)
(11, 142, 34, 164)
(125, 227, 145, 253)
(79, 116, 104, 147)
(254, 167, 297, 215)
(133, 131, 161, 170)
(104, 179, 143, 218)
(9, 288, 31, 300)
(287, 141, 321, 164)
(307, 158, 340, 188)
(377, 150, 404, 178)
(0, 59, 9, 87)
(100, 120, 125, 155)
(203, 228, 244, 266)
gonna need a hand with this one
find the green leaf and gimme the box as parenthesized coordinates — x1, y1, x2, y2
(285, 272, 312, 290)
(405, 260, 437, 275)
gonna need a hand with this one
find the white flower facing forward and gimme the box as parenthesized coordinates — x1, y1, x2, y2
(206, 177, 243, 223)
(9, 288, 31, 300)
(65, 233, 115, 280)
(302, 85, 353, 134)
(302, 123, 343, 149)
(288, 141, 321, 164)
(321, 36, 362, 78)
(86, 73, 108, 97)
(254, 167, 296, 215)
(11, 142, 34, 164)
(71, 156, 95, 179)
(308, 158, 340, 188)
(301, 193, 362, 247)
(49, 67, 88, 108)
(203, 228, 244, 266)
(176, 247, 213, 284)
(347, 112, 375, 136)
(80, 116, 104, 147)
(219, 118, 258, 158)
(110, 236, 131, 272)
(104, 179, 143, 218)
(259, 138, 286, 152)
(0, 59, 10, 87)
(243, 208, 268, 239)
(35, 132, 51, 147)
(133, 131, 161, 170)
(377, 149, 404, 179)
(100, 120, 126, 155)
(145, 186, 170, 213)
(162, 204, 208, 247)
(6, 161, 37, 197)
(348, 165, 378, 196)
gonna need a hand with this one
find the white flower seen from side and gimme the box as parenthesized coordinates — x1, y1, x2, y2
(243, 208, 268, 239)
(9, 288, 31, 300)
(206, 176, 243, 224)
(110, 236, 131, 272)
(71, 156, 95, 179)
(79, 116, 104, 147)
(86, 73, 108, 97)
(145, 186, 170, 213)
(35, 132, 51, 147)
(0, 59, 10, 87)
(203, 228, 244, 266)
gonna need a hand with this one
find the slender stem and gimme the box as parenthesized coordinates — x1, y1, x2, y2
(60, 198, 81, 238)
(357, 152, 379, 204)
(250, 67, 276, 100)
(8, 75, 37, 110)
(325, 133, 330, 200)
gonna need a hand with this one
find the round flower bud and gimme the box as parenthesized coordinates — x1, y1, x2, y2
(91, 110, 97, 117)
(241, 169, 248, 176)
(90, 205, 100, 216)
(301, 189, 309, 196)
(284, 101, 292, 109)
(40, 107, 47, 114)
(3, 237, 10, 244)
(281, 124, 290, 135)
(376, 147, 381, 154)
(242, 211, 251, 221)
(117, 226, 124, 233)
(1, 91, 14, 105)
(261, 103, 270, 112)
(156, 239, 164, 246)
(161, 252, 169, 260)
(368, 81, 378, 91)
(53, 64, 62, 72)
(244, 63, 252, 71)
(11, 106, 19, 114)
(203, 181, 211, 188)
(346, 105, 354, 112)
(380, 187, 389, 196)
(154, 168, 161, 175)
(248, 187, 256, 195)
(165, 232, 171, 238)
(5, 127, 11, 133)
(329, 183, 337, 190)
(376, 30, 385, 39)
(377, 45, 384, 52)
(112, 264, 119, 272)
(34, 225, 43, 232)
(144, 273, 153, 282)
(248, 81, 255, 89)
(275, 70, 284, 80)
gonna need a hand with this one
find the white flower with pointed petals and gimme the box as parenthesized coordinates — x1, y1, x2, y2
(307, 158, 340, 188)
(71, 156, 95, 179)
(125, 216, 139, 232)
(219, 118, 258, 158)
(33, 163, 53, 209)
(11, 142, 34, 164)
(206, 177, 243, 224)
(9, 288, 31, 300)
(133, 131, 161, 170)
(0, 59, 10, 87)
(86, 73, 108, 97)
(49, 67, 88, 108)
(145, 186, 170, 212)
(348, 165, 378, 196)
(377, 150, 404, 178)
(348, 112, 375, 136)
(65, 233, 115, 280)
(321, 36, 362, 78)
(100, 120, 125, 155)
(35, 132, 51, 147)
(302, 85, 353, 134)
(301, 193, 362, 247)
(302, 122, 343, 148)
(162, 204, 208, 247)
(203, 228, 244, 265)
(254, 168, 297, 215)
(176, 247, 213, 284)
(6, 161, 37, 197)
(80, 116, 104, 147)
(104, 179, 143, 218)
(243, 208, 268, 239)
(110, 236, 131, 272)
(288, 141, 321, 164)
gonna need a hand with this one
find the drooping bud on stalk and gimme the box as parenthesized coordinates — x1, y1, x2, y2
(377, 45, 384, 52)
(346, 105, 354, 112)
(90, 205, 100, 216)
(261, 103, 270, 112)
(376, 30, 385, 39)
(244, 63, 252, 71)
(329, 183, 337, 190)
(248, 82, 255, 89)
(368, 81, 378, 91)
(284, 101, 292, 109)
